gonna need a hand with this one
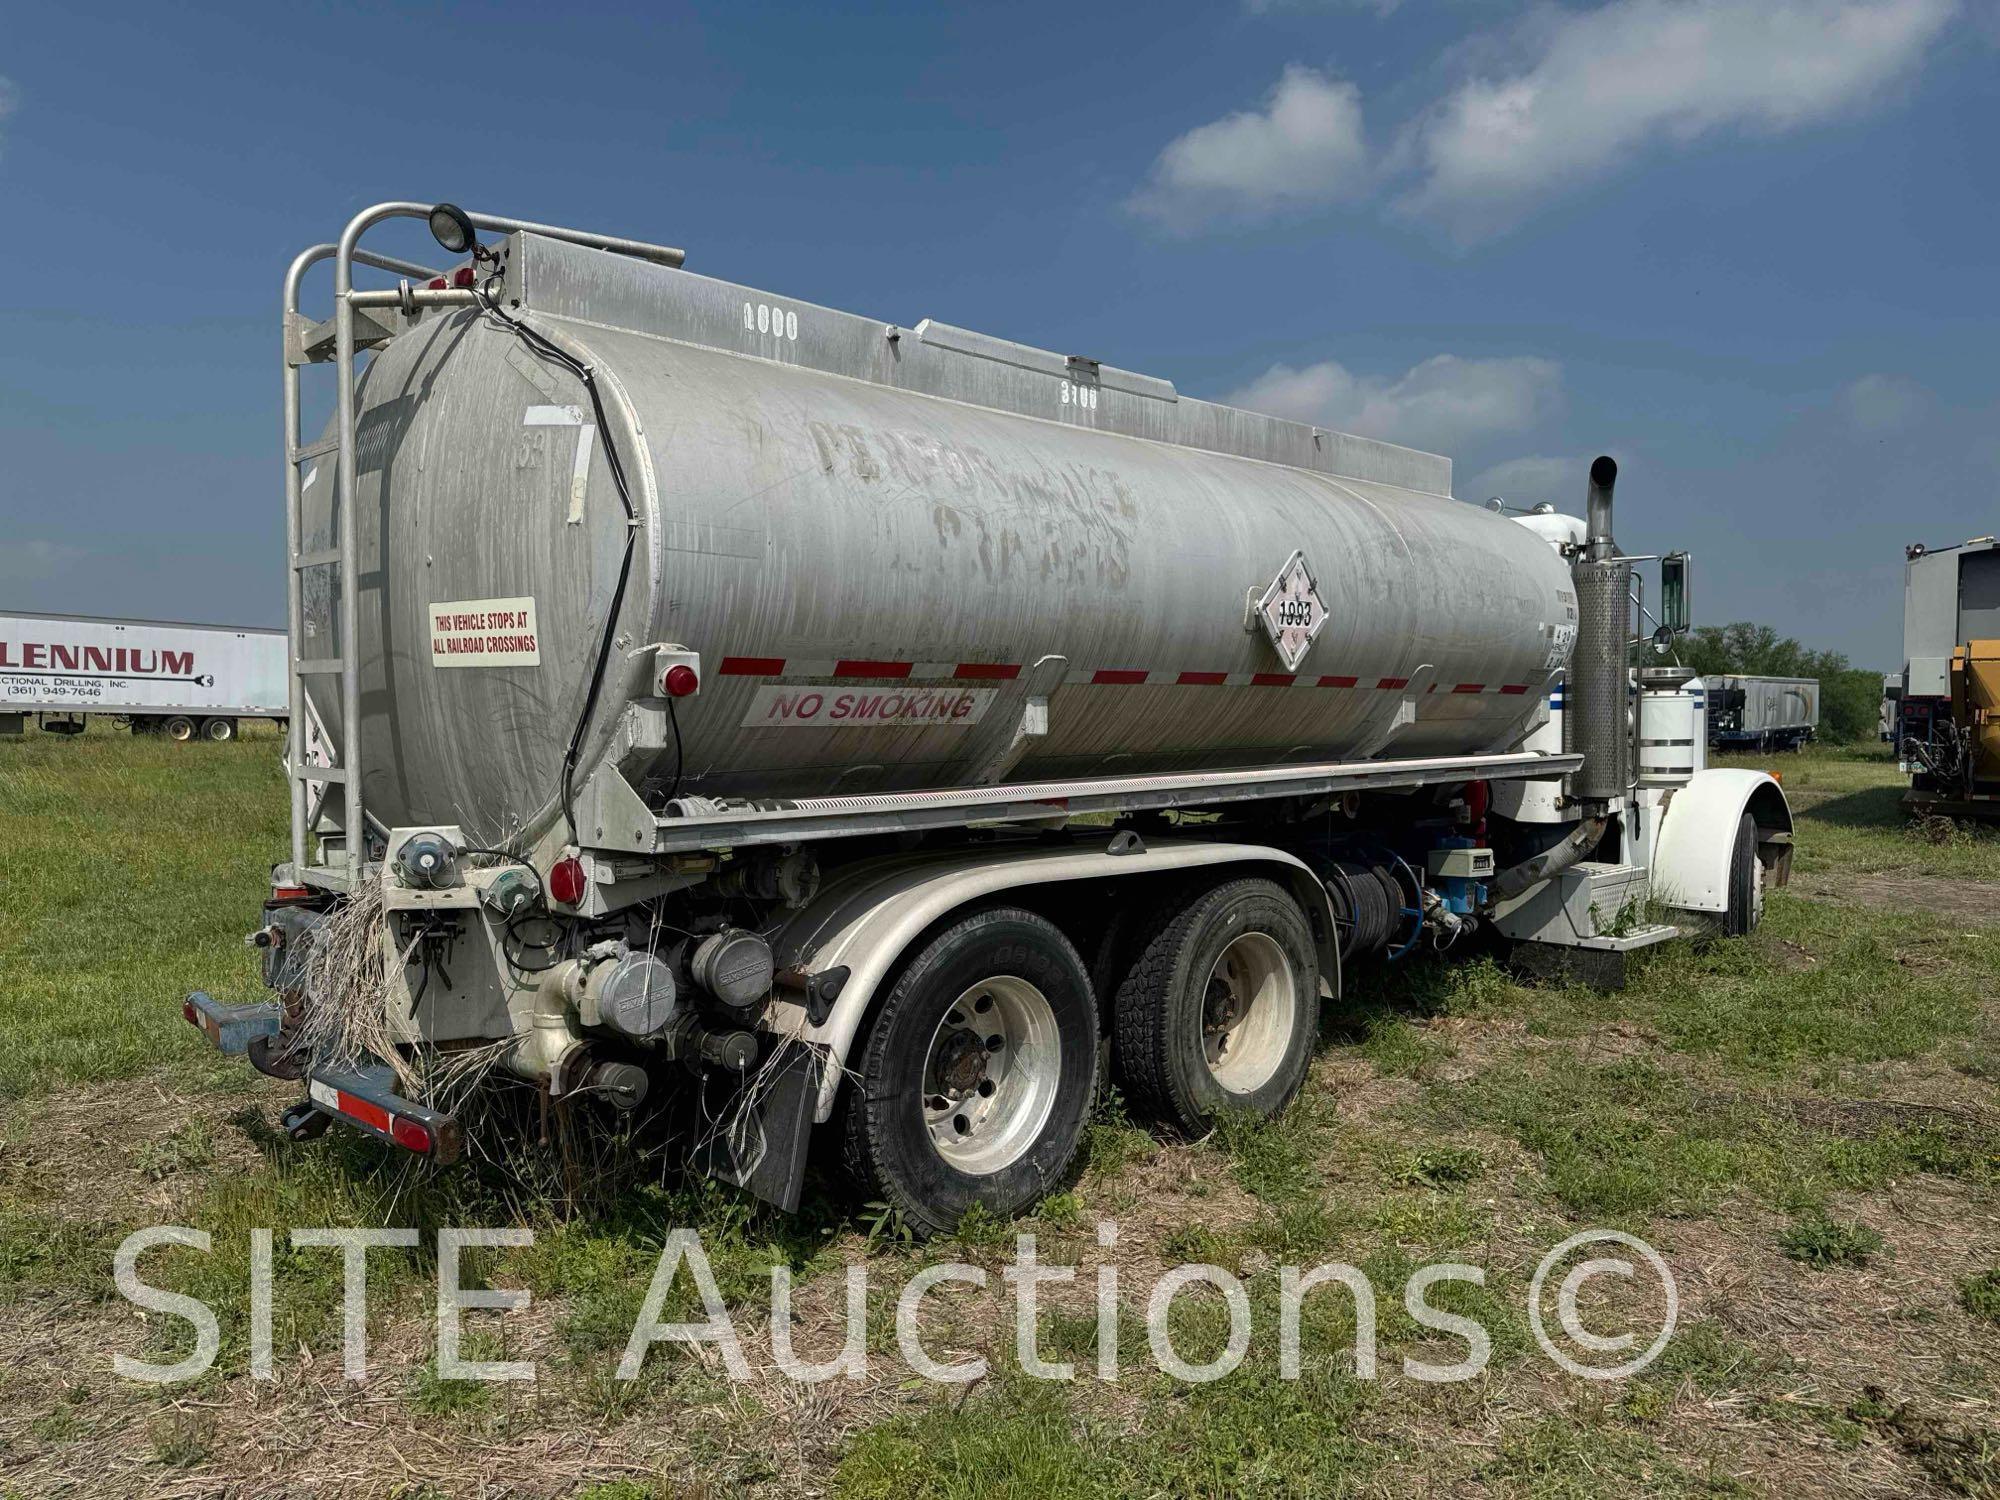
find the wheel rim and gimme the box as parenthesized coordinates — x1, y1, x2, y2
(1201, 931, 1298, 1094)
(167, 718, 193, 741)
(204, 720, 229, 740)
(921, 976, 1061, 1176)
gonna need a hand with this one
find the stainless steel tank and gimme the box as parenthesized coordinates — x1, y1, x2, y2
(301, 234, 1576, 846)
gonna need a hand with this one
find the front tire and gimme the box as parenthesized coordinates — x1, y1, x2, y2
(841, 907, 1097, 1236)
(1724, 812, 1764, 936)
(1113, 877, 1319, 1137)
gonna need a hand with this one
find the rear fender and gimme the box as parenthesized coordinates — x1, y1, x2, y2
(768, 839, 1337, 1122)
(1651, 769, 1793, 914)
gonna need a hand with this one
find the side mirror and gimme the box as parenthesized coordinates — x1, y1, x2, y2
(1660, 552, 1691, 634)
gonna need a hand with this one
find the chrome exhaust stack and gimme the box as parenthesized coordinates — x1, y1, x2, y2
(1566, 456, 1633, 804)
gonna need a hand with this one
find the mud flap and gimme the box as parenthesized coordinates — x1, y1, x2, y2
(693, 1040, 825, 1213)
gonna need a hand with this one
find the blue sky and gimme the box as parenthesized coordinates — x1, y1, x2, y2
(2, 0, 1994, 667)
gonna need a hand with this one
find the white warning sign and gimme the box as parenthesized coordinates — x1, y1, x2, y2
(742, 684, 997, 729)
(429, 596, 541, 668)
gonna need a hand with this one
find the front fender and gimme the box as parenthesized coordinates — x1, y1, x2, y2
(1651, 769, 1793, 913)
(767, 839, 1336, 1121)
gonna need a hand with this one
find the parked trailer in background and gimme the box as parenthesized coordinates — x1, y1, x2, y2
(1705, 675, 1819, 751)
(1898, 535, 2000, 819)
(0, 612, 287, 742)
(181, 202, 1792, 1233)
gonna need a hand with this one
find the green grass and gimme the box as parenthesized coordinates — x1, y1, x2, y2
(4, 711, 1998, 1498)
(0, 719, 288, 1099)
(1963, 1270, 2000, 1324)
(1777, 1212, 1885, 1270)
(1712, 743, 2000, 882)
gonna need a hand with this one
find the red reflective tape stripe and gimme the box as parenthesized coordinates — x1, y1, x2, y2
(1092, 669, 1149, 685)
(1500, 683, 1531, 695)
(719, 656, 784, 676)
(1251, 673, 1296, 687)
(953, 662, 1021, 680)
(1452, 683, 1485, 695)
(1177, 671, 1229, 685)
(1376, 677, 1409, 691)
(834, 659, 912, 678)
(336, 1091, 391, 1134)
(1317, 675, 1359, 688)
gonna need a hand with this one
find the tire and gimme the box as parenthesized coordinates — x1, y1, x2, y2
(841, 907, 1098, 1236)
(1113, 877, 1320, 1137)
(200, 717, 237, 742)
(164, 716, 196, 742)
(1723, 812, 1763, 937)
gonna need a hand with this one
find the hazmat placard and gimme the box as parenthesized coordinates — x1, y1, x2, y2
(1255, 550, 1328, 672)
(429, 597, 541, 667)
(741, 684, 997, 729)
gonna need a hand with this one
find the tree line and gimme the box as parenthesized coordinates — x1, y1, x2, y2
(1674, 623, 1882, 744)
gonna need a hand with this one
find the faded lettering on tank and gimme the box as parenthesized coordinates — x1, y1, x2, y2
(803, 420, 1135, 591)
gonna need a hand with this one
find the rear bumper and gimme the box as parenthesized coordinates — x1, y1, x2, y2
(305, 1064, 463, 1164)
(182, 992, 462, 1164)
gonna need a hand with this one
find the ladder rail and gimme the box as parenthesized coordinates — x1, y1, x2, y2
(281, 240, 440, 877)
(285, 203, 684, 879)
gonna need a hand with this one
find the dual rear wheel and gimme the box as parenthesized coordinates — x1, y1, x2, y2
(841, 878, 1320, 1235)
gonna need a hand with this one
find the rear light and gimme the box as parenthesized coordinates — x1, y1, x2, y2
(451, 266, 477, 289)
(663, 663, 699, 698)
(426, 276, 448, 291)
(390, 1115, 435, 1154)
(269, 884, 312, 904)
(305, 1077, 459, 1163)
(549, 856, 587, 907)
(182, 998, 198, 1026)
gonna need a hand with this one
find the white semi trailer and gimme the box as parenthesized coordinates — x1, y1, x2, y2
(183, 203, 1792, 1232)
(0, 611, 286, 741)
(1705, 674, 1819, 752)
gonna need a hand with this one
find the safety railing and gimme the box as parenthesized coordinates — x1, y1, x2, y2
(280, 204, 685, 883)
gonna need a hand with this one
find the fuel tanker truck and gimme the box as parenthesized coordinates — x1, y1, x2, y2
(182, 202, 1792, 1231)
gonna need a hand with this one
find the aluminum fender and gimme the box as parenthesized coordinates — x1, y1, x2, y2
(1650, 769, 1793, 913)
(770, 840, 1337, 1121)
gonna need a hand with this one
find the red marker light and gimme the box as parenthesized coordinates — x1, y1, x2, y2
(663, 663, 699, 698)
(549, 856, 587, 907)
(451, 266, 477, 289)
(426, 277, 448, 291)
(390, 1115, 435, 1154)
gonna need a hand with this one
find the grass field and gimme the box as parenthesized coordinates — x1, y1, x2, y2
(2, 725, 1997, 1497)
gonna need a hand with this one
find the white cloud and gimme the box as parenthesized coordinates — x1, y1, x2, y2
(1464, 453, 1581, 506)
(1225, 352, 1563, 454)
(1841, 373, 1930, 432)
(1400, 0, 1959, 239)
(1130, 66, 1370, 226)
